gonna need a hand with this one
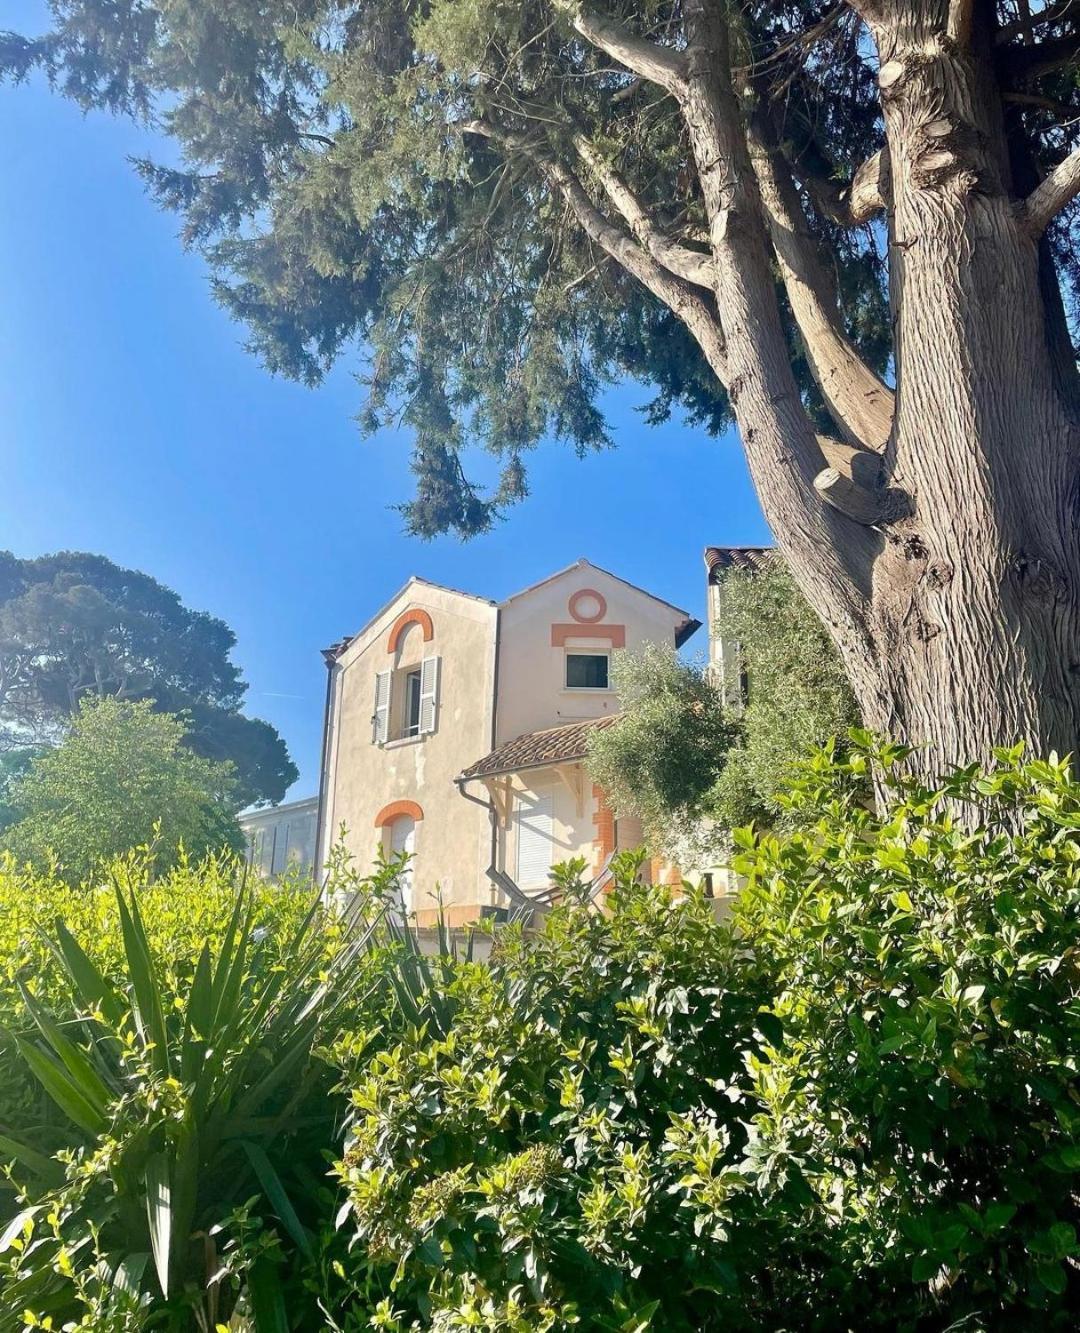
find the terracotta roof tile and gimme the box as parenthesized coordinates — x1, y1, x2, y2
(703, 546, 774, 583)
(460, 714, 619, 781)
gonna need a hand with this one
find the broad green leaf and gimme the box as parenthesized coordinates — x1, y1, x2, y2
(112, 1251, 149, 1299)
(116, 889, 171, 1077)
(18, 982, 111, 1114)
(15, 1038, 107, 1136)
(0, 1136, 63, 1188)
(49, 920, 125, 1027)
(145, 1152, 173, 1298)
(240, 1141, 312, 1256)
(0, 1207, 42, 1254)
(181, 943, 214, 1086)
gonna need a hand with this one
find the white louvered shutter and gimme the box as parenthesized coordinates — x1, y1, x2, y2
(418, 655, 440, 735)
(515, 792, 554, 890)
(372, 669, 391, 744)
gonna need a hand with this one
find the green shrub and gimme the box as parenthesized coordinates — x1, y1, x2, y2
(328, 855, 774, 1331)
(4, 746, 1080, 1330)
(0, 851, 396, 1331)
(730, 737, 1080, 1326)
(328, 746, 1080, 1330)
(1, 697, 244, 881)
(708, 557, 859, 830)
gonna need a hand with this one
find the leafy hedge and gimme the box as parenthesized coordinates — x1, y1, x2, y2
(2, 745, 1080, 1330)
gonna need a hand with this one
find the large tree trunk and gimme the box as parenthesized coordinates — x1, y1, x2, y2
(833, 4, 1080, 773)
(684, 0, 1080, 778)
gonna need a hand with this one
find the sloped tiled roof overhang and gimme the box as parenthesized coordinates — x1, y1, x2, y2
(704, 546, 774, 584)
(459, 714, 619, 782)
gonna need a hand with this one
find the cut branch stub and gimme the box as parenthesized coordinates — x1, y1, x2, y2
(814, 467, 888, 524)
(817, 437, 885, 487)
(814, 437, 890, 524)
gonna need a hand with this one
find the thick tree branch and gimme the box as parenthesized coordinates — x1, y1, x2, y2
(679, 0, 875, 626)
(749, 125, 894, 451)
(571, 135, 715, 287)
(947, 0, 974, 44)
(556, 4, 688, 94)
(1020, 146, 1080, 235)
(462, 119, 728, 381)
(838, 0, 883, 24)
(999, 30, 1080, 82)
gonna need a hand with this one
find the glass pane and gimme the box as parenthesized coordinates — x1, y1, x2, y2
(405, 670, 422, 734)
(566, 653, 608, 689)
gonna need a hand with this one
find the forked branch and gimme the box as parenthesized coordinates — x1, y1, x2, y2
(799, 148, 890, 227)
(462, 119, 729, 381)
(571, 136, 715, 287)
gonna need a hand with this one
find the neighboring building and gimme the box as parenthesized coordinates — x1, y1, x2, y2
(240, 795, 319, 879)
(316, 559, 699, 925)
(703, 545, 772, 706)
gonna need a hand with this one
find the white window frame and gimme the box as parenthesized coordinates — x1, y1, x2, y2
(403, 667, 423, 737)
(564, 649, 611, 692)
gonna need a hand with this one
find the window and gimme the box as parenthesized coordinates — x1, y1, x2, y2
(373, 655, 440, 744)
(388, 814, 416, 915)
(565, 652, 609, 690)
(403, 668, 422, 737)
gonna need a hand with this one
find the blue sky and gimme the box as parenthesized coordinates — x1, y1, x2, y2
(0, 22, 769, 798)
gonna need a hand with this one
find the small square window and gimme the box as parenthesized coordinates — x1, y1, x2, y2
(566, 652, 609, 690)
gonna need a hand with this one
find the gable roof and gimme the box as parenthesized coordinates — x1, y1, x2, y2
(704, 546, 774, 584)
(502, 557, 690, 618)
(325, 560, 702, 660)
(459, 714, 619, 782)
(322, 576, 496, 661)
(502, 558, 700, 647)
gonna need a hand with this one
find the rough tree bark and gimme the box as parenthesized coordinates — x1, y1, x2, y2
(538, 0, 1080, 780)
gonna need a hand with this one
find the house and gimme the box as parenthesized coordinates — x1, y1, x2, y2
(315, 559, 699, 924)
(703, 545, 772, 705)
(240, 795, 319, 879)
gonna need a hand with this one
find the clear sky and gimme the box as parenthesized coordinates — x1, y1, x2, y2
(0, 22, 770, 799)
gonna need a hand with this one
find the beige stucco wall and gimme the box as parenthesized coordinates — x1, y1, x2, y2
(319, 581, 498, 919)
(495, 561, 696, 745)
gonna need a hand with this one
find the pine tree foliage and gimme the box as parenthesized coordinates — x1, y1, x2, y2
(0, 551, 297, 807)
(6, 0, 1080, 770)
(1, 0, 909, 532)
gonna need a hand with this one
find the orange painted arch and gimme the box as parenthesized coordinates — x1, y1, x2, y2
(387, 608, 434, 653)
(374, 799, 424, 828)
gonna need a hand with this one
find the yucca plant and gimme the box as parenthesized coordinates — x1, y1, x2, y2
(0, 880, 379, 1330)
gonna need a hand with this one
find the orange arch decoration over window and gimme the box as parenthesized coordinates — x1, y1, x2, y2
(387, 608, 434, 654)
(374, 799, 424, 828)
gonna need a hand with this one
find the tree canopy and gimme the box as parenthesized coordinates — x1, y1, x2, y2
(5, 0, 1080, 771)
(0, 696, 244, 881)
(0, 0, 897, 534)
(0, 551, 297, 807)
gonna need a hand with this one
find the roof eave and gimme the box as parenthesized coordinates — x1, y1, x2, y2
(459, 752, 590, 784)
(674, 617, 702, 649)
